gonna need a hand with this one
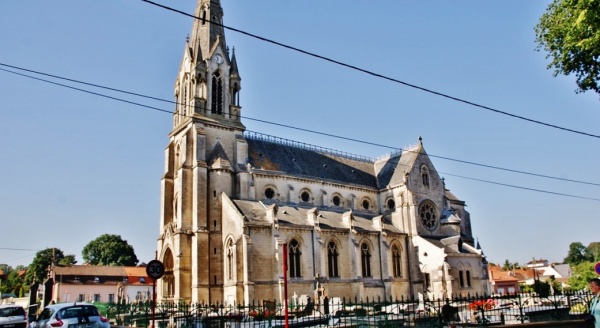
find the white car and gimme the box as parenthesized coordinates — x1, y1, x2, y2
(31, 303, 109, 328)
(0, 305, 27, 328)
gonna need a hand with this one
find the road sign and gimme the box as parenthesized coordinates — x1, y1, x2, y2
(146, 260, 165, 280)
(595, 262, 600, 275)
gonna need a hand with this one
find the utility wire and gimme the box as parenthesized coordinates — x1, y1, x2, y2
(2, 62, 600, 189)
(440, 172, 600, 202)
(2, 68, 599, 202)
(141, 0, 600, 140)
(0, 247, 40, 252)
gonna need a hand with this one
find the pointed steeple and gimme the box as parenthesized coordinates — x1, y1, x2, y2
(190, 0, 226, 62)
(230, 47, 240, 78)
(171, 0, 243, 129)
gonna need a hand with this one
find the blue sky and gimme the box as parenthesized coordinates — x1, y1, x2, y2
(1, 1, 599, 269)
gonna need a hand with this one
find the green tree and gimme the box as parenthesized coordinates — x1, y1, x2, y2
(568, 261, 597, 290)
(564, 242, 591, 265)
(502, 259, 520, 271)
(59, 255, 77, 266)
(535, 0, 600, 95)
(24, 248, 75, 284)
(585, 242, 600, 262)
(5, 270, 27, 296)
(82, 234, 139, 266)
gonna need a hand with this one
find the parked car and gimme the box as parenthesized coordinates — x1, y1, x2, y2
(0, 304, 27, 328)
(30, 303, 109, 328)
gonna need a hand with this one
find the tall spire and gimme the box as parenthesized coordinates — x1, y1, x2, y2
(190, 0, 226, 62)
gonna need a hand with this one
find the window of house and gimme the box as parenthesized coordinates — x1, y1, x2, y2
(94, 294, 101, 302)
(327, 242, 339, 278)
(301, 191, 310, 203)
(459, 270, 465, 288)
(289, 239, 302, 278)
(392, 245, 402, 277)
(78, 294, 85, 302)
(211, 71, 223, 114)
(108, 294, 115, 303)
(424, 273, 431, 291)
(139, 278, 145, 283)
(265, 187, 275, 199)
(332, 195, 341, 206)
(361, 243, 371, 277)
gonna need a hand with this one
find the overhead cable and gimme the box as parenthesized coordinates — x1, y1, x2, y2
(141, 0, 600, 140)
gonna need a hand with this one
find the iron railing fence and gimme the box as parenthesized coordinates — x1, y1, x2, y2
(95, 292, 594, 328)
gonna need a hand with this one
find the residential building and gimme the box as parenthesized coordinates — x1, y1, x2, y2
(156, 0, 489, 305)
(48, 265, 152, 304)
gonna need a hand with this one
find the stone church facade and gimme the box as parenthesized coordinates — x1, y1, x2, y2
(156, 0, 489, 305)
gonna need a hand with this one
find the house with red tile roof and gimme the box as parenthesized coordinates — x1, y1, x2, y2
(49, 265, 152, 304)
(488, 264, 520, 294)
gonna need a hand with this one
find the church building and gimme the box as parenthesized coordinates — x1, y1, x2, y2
(156, 0, 489, 305)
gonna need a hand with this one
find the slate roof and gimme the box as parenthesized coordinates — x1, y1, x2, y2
(246, 137, 377, 187)
(376, 148, 419, 188)
(245, 134, 441, 192)
(231, 199, 402, 235)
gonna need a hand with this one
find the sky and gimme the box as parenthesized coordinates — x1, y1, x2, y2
(1, 1, 599, 269)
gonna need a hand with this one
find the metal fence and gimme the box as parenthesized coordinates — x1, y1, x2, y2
(95, 292, 594, 328)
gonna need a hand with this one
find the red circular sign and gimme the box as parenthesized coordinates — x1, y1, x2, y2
(146, 260, 165, 279)
(595, 262, 600, 275)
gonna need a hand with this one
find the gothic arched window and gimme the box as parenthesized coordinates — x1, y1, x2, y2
(327, 242, 339, 278)
(361, 242, 371, 277)
(211, 71, 223, 115)
(421, 166, 430, 188)
(392, 245, 402, 277)
(289, 239, 302, 278)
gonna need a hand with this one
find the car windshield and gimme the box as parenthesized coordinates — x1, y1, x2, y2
(57, 306, 99, 319)
(0, 307, 24, 317)
(37, 308, 55, 320)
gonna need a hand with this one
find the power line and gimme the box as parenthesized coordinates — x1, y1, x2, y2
(440, 172, 600, 202)
(3, 62, 599, 188)
(141, 0, 600, 140)
(0, 62, 600, 186)
(0, 247, 40, 252)
(2, 68, 599, 202)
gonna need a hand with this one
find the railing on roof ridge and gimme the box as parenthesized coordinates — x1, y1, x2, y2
(245, 131, 373, 162)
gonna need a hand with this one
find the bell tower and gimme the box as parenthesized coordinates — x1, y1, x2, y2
(158, 0, 244, 303)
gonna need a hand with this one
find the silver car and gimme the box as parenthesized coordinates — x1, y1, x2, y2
(0, 305, 27, 328)
(32, 303, 109, 328)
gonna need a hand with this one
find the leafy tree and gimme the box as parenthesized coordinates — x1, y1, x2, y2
(59, 255, 77, 266)
(564, 242, 591, 265)
(568, 261, 597, 290)
(82, 234, 139, 266)
(0, 264, 12, 275)
(535, 0, 600, 95)
(533, 279, 552, 297)
(502, 259, 520, 271)
(585, 242, 600, 262)
(5, 270, 27, 296)
(24, 248, 75, 284)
